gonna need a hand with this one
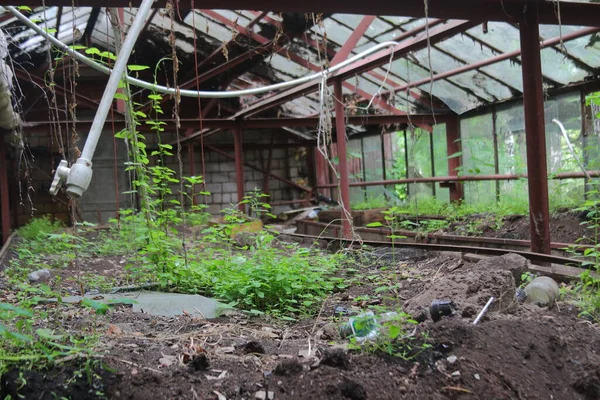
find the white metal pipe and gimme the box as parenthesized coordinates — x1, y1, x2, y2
(4, 5, 405, 99)
(80, 0, 153, 161)
(472, 296, 494, 325)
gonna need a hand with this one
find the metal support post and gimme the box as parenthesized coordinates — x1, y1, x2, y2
(334, 79, 352, 238)
(446, 117, 464, 202)
(233, 128, 245, 213)
(519, 6, 551, 255)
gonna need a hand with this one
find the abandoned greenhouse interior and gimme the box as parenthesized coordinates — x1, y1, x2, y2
(0, 0, 599, 398)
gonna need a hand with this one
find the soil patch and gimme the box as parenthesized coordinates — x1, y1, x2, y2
(1, 243, 599, 399)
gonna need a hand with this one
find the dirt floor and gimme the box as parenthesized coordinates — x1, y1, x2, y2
(1, 242, 599, 400)
(440, 211, 594, 244)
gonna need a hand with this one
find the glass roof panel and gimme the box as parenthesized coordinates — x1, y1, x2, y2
(467, 22, 521, 53)
(268, 53, 313, 78)
(479, 59, 524, 92)
(540, 47, 588, 84)
(417, 80, 482, 114)
(558, 34, 600, 67)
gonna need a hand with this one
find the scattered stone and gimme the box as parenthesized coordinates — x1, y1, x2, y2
(474, 374, 481, 380)
(274, 359, 303, 376)
(320, 348, 350, 370)
(446, 355, 458, 364)
(27, 268, 51, 283)
(451, 371, 461, 378)
(340, 379, 367, 400)
(334, 305, 350, 316)
(254, 390, 274, 400)
(189, 354, 210, 371)
(242, 341, 265, 354)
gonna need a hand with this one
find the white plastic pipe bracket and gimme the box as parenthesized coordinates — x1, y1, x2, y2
(48, 158, 94, 198)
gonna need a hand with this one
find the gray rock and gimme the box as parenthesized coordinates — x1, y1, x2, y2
(27, 268, 51, 283)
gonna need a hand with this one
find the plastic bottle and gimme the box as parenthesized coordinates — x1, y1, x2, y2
(339, 311, 398, 342)
(523, 276, 560, 308)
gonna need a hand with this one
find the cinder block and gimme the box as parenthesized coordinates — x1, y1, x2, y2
(220, 162, 236, 172)
(245, 181, 260, 192)
(222, 182, 237, 193)
(206, 183, 222, 193)
(204, 162, 219, 173)
(210, 172, 229, 183)
(211, 193, 222, 203)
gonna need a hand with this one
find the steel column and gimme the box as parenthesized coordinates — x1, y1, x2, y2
(446, 116, 464, 202)
(334, 79, 352, 239)
(233, 128, 245, 213)
(0, 134, 11, 244)
(519, 7, 551, 255)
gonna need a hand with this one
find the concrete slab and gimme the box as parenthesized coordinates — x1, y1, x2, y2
(61, 291, 229, 318)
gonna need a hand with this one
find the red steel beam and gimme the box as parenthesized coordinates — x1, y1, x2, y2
(314, 171, 600, 189)
(26, 113, 449, 133)
(0, 133, 11, 244)
(334, 79, 352, 239)
(232, 20, 477, 119)
(519, 7, 551, 256)
(16, 1, 600, 26)
(330, 15, 376, 65)
(233, 128, 246, 213)
(383, 26, 600, 98)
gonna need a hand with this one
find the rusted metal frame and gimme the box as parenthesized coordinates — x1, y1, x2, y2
(246, 11, 268, 31)
(445, 116, 463, 202)
(314, 170, 600, 189)
(360, 137, 367, 201)
(519, 6, 551, 255)
(27, 114, 448, 134)
(461, 30, 562, 89)
(334, 79, 352, 238)
(233, 128, 245, 212)
(404, 129, 413, 197)
(262, 132, 275, 200)
(205, 144, 312, 194)
(330, 15, 376, 65)
(428, 130, 436, 197)
(581, 89, 591, 197)
(306, 145, 317, 201)
(0, 133, 11, 244)
(491, 107, 500, 202)
(382, 26, 600, 98)
(232, 20, 477, 119)
(83, 7, 101, 46)
(14, 1, 600, 26)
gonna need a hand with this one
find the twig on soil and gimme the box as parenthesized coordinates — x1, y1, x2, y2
(115, 358, 164, 374)
(311, 296, 329, 335)
(277, 328, 290, 349)
(442, 386, 472, 393)
(191, 387, 200, 399)
(194, 307, 206, 319)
